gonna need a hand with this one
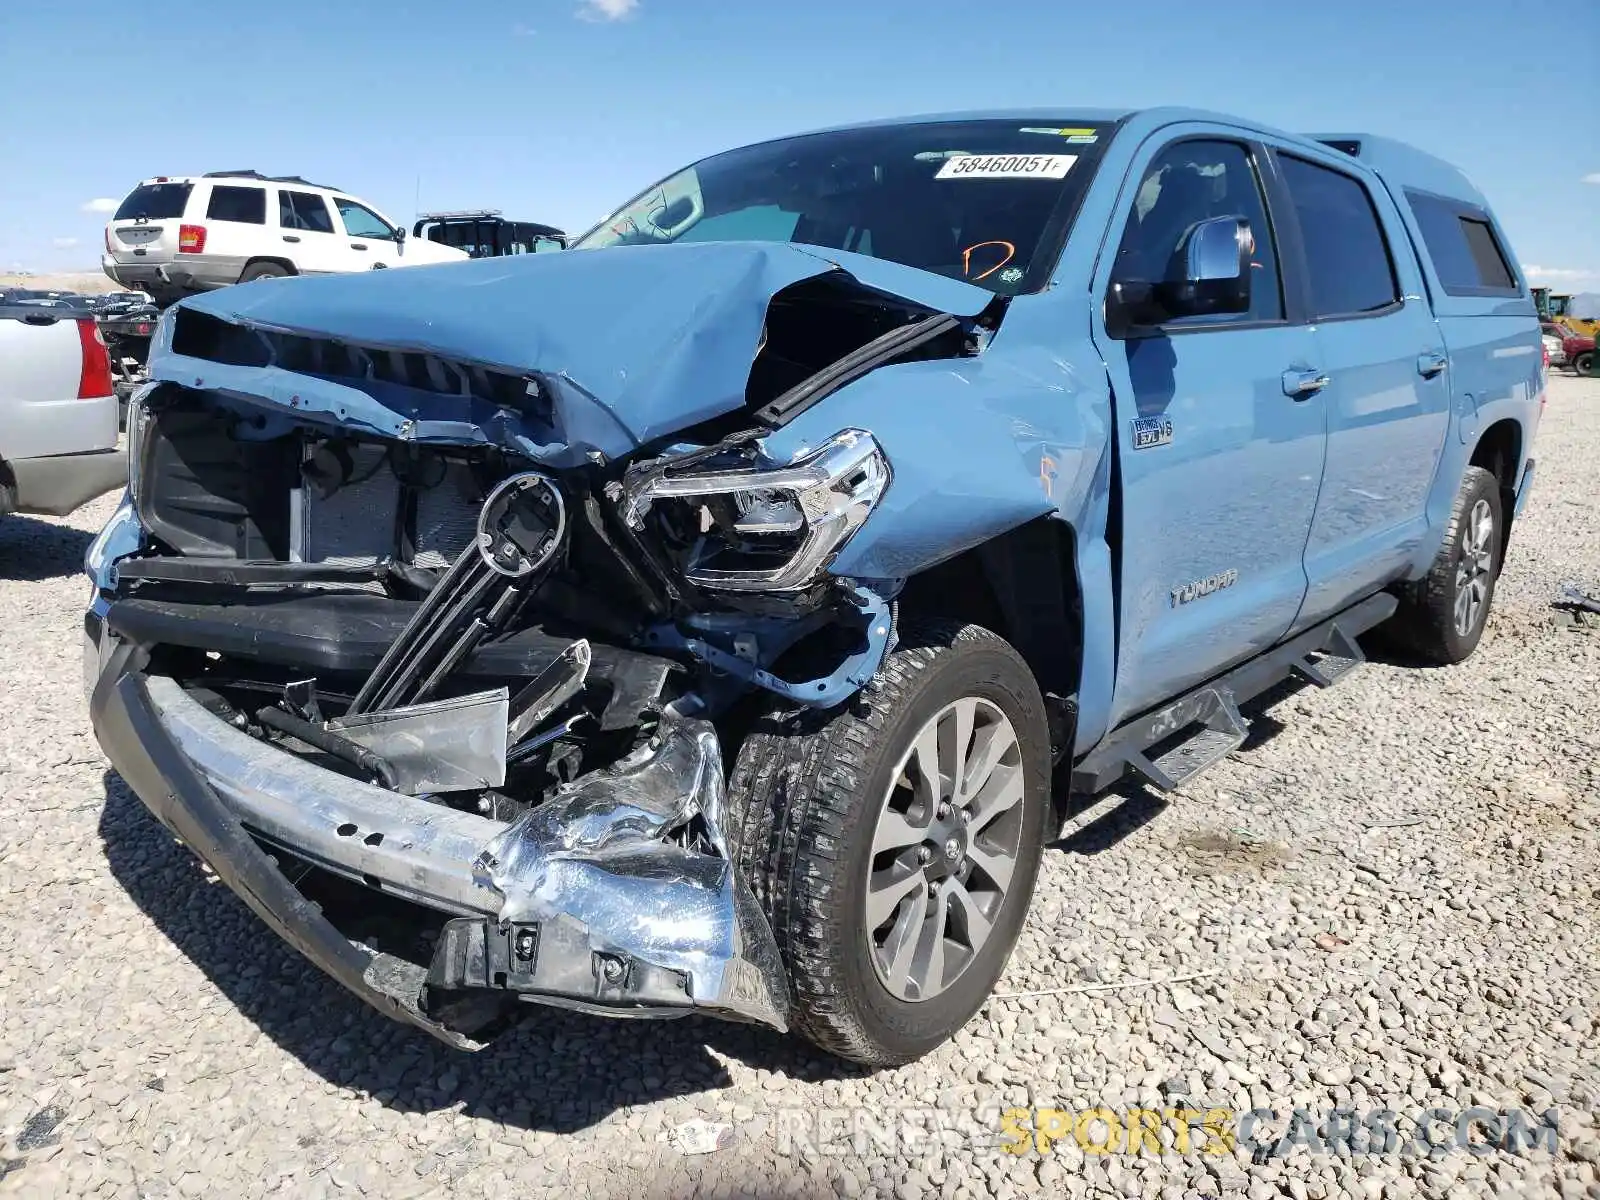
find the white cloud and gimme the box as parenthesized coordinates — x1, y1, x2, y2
(81, 198, 118, 213)
(52, 237, 79, 249)
(577, 0, 638, 21)
(1582, 173, 1600, 185)
(512, 21, 537, 35)
(1524, 265, 1595, 282)
(1516, 264, 1593, 281)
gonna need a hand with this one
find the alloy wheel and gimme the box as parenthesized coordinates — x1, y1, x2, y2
(864, 697, 1025, 1002)
(1453, 497, 1494, 637)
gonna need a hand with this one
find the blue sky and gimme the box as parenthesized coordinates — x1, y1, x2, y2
(2, 0, 1597, 295)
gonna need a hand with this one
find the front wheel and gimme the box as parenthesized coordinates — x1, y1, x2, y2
(1574, 350, 1595, 376)
(727, 620, 1053, 1067)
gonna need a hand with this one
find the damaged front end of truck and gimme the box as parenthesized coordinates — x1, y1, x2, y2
(84, 242, 994, 1046)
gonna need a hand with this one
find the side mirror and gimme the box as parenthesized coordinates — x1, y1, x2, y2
(1105, 216, 1254, 337)
(1161, 216, 1252, 318)
(394, 226, 407, 244)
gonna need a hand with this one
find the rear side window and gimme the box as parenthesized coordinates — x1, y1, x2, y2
(206, 185, 266, 225)
(113, 183, 193, 221)
(1405, 190, 1519, 296)
(1278, 155, 1400, 318)
(279, 190, 334, 234)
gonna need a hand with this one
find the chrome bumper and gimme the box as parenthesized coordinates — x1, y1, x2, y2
(87, 628, 788, 1037)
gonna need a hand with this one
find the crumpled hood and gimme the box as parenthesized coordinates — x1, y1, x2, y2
(153, 241, 992, 462)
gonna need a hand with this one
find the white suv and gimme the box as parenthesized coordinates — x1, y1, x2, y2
(102, 172, 468, 302)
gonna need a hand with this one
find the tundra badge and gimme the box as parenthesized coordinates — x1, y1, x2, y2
(1131, 415, 1173, 450)
(1171, 569, 1238, 607)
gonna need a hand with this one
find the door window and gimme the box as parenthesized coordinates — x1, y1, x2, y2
(1110, 140, 1283, 324)
(206, 186, 266, 225)
(1278, 156, 1400, 317)
(279, 191, 335, 234)
(334, 198, 395, 240)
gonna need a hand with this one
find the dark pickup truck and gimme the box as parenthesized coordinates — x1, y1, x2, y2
(412, 211, 567, 258)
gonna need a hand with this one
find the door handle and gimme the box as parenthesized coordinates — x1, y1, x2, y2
(1416, 351, 1448, 378)
(351, 243, 368, 251)
(1282, 368, 1330, 399)
(282, 235, 301, 243)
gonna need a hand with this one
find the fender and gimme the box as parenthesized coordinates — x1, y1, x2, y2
(763, 319, 1120, 752)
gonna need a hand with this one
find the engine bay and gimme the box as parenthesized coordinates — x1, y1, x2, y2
(111, 385, 897, 826)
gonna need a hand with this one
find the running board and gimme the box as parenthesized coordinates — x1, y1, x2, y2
(1290, 625, 1365, 688)
(1072, 592, 1397, 795)
(1124, 687, 1248, 791)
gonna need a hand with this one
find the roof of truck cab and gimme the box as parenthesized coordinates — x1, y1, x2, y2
(783, 108, 1387, 161)
(687, 110, 1490, 210)
(780, 108, 1137, 138)
(1304, 133, 1490, 208)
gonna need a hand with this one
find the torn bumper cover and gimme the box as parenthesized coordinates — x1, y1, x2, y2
(88, 633, 789, 1045)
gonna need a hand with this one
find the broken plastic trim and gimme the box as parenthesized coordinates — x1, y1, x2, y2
(469, 714, 789, 1029)
(644, 581, 895, 708)
(327, 688, 511, 795)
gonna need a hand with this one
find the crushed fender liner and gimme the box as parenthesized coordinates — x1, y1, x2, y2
(88, 632, 790, 1043)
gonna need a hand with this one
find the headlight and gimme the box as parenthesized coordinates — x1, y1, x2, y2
(85, 498, 142, 583)
(125, 387, 153, 506)
(621, 429, 890, 592)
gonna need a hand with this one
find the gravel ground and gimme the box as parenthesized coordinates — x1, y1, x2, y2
(1, 375, 1596, 1200)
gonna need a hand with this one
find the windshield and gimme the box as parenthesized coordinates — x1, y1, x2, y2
(572, 119, 1111, 295)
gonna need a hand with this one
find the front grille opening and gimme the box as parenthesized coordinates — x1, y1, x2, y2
(168, 307, 549, 419)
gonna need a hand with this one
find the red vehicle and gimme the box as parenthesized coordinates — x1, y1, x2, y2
(1546, 322, 1595, 375)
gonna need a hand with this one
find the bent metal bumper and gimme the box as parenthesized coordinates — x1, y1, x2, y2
(88, 631, 789, 1045)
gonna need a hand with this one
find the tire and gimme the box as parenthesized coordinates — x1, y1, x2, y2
(1386, 465, 1502, 664)
(238, 261, 291, 283)
(1575, 351, 1594, 376)
(726, 619, 1053, 1067)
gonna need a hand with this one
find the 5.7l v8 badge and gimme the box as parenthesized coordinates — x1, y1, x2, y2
(1131, 415, 1173, 450)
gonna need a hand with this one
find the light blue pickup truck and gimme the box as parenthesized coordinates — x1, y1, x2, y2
(86, 108, 1541, 1066)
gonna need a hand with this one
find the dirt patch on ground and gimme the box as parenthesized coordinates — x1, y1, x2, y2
(1175, 827, 1292, 877)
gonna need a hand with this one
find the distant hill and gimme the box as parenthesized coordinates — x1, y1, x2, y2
(0, 270, 121, 294)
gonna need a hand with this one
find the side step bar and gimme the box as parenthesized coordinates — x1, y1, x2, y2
(1072, 592, 1397, 795)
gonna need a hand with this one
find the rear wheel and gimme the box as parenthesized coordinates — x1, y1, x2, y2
(239, 261, 291, 283)
(726, 619, 1052, 1066)
(1575, 350, 1595, 376)
(1386, 465, 1502, 664)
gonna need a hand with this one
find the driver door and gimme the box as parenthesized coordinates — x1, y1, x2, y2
(1089, 131, 1327, 726)
(333, 197, 401, 269)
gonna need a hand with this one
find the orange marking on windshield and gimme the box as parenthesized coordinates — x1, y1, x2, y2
(962, 240, 1016, 282)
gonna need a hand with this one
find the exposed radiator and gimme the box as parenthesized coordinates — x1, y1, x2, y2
(295, 446, 482, 570)
(415, 461, 484, 569)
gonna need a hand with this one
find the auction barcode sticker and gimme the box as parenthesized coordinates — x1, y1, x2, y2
(935, 153, 1076, 180)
